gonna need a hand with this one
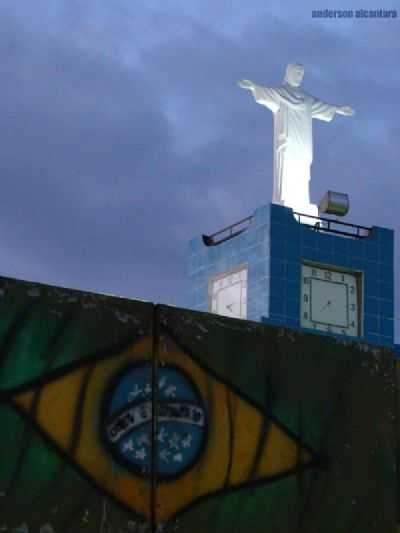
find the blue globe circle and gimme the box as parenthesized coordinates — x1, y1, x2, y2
(102, 363, 207, 480)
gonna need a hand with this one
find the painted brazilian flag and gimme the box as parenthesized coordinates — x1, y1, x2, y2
(0, 276, 397, 532)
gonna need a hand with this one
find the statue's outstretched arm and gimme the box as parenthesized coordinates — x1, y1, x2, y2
(336, 105, 355, 116)
(238, 79, 254, 91)
(312, 97, 355, 122)
(237, 79, 280, 113)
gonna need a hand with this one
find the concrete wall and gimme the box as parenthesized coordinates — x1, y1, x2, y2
(0, 275, 398, 532)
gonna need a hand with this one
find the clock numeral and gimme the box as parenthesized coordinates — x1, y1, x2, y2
(304, 294, 308, 303)
(311, 269, 317, 277)
(303, 277, 309, 285)
(312, 322, 317, 329)
(341, 329, 347, 335)
(350, 303, 356, 311)
(351, 320, 355, 328)
(326, 326, 332, 333)
(324, 271, 332, 280)
(341, 274, 345, 282)
(350, 286, 355, 294)
(303, 311, 308, 319)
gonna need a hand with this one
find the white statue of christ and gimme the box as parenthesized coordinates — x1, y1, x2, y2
(238, 63, 354, 217)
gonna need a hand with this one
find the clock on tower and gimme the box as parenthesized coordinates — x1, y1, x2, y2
(209, 265, 247, 319)
(300, 263, 361, 337)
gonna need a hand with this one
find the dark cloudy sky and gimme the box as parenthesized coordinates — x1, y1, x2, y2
(0, 1, 399, 335)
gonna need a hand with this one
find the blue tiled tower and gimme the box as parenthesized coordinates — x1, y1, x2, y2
(187, 203, 395, 346)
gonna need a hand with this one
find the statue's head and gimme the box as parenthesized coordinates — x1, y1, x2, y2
(284, 63, 304, 87)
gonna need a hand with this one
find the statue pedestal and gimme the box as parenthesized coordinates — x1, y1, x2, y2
(290, 202, 319, 226)
(187, 203, 394, 346)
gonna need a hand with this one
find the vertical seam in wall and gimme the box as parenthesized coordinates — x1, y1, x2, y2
(393, 354, 400, 525)
(151, 304, 160, 533)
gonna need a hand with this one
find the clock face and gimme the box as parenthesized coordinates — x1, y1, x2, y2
(209, 266, 247, 319)
(300, 264, 360, 337)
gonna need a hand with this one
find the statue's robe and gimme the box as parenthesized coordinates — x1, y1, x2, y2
(252, 83, 337, 214)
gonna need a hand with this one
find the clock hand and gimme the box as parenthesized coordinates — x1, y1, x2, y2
(321, 300, 332, 311)
(226, 303, 234, 311)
